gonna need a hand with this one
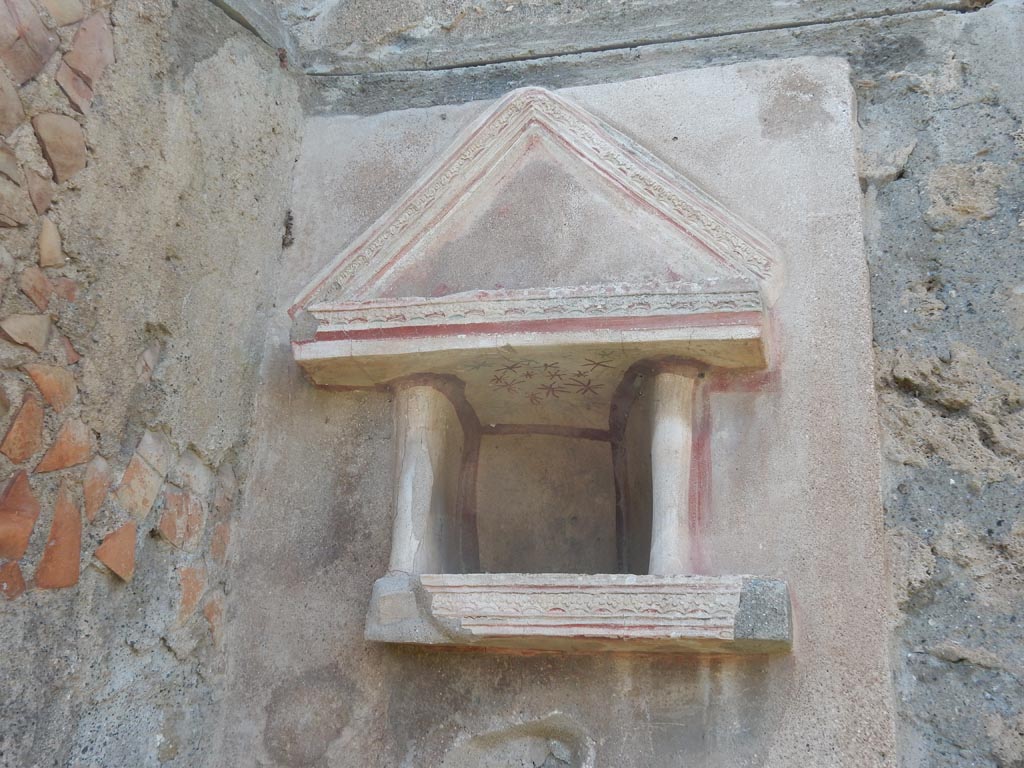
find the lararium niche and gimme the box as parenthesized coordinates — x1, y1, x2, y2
(289, 87, 791, 654)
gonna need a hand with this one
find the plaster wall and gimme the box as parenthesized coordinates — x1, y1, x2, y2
(218, 60, 897, 767)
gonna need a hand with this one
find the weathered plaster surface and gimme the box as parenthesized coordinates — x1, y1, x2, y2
(220, 60, 896, 767)
(0, 0, 1020, 766)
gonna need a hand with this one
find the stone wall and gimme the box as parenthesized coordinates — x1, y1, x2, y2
(0, 0, 301, 764)
(1, 0, 1021, 766)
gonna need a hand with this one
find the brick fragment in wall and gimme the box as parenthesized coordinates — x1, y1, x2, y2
(38, 217, 64, 267)
(0, 470, 39, 559)
(0, 141, 17, 183)
(177, 565, 206, 625)
(51, 277, 77, 302)
(0, 560, 25, 598)
(115, 453, 163, 519)
(157, 488, 206, 550)
(210, 521, 229, 565)
(94, 521, 135, 581)
(24, 363, 76, 412)
(19, 266, 53, 310)
(35, 418, 93, 472)
(61, 335, 79, 364)
(203, 593, 224, 647)
(62, 14, 113, 89)
(83, 455, 110, 521)
(32, 113, 86, 183)
(38, 0, 86, 27)
(0, 0, 59, 85)
(0, 71, 23, 136)
(56, 62, 92, 113)
(0, 174, 32, 226)
(0, 313, 50, 352)
(25, 170, 53, 214)
(0, 391, 42, 464)
(34, 480, 80, 589)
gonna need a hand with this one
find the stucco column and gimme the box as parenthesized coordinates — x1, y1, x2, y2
(648, 367, 702, 575)
(388, 383, 461, 574)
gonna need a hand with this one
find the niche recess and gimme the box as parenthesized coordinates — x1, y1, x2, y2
(289, 87, 791, 654)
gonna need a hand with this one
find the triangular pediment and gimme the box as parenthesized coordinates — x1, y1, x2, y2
(290, 86, 780, 318)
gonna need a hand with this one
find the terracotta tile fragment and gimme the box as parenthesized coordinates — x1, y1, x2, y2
(25, 170, 54, 214)
(94, 521, 135, 581)
(0, 392, 42, 464)
(0, 313, 50, 352)
(0, 175, 31, 226)
(55, 61, 91, 114)
(60, 335, 79, 364)
(114, 453, 162, 519)
(63, 14, 113, 88)
(0, 470, 39, 559)
(0, 71, 24, 136)
(157, 488, 205, 550)
(35, 418, 92, 473)
(38, 217, 64, 267)
(34, 480, 80, 588)
(0, 141, 18, 183)
(0, 560, 25, 598)
(39, 0, 86, 26)
(51, 277, 77, 302)
(32, 113, 86, 183)
(136, 430, 174, 475)
(177, 565, 205, 624)
(202, 593, 224, 647)
(0, 0, 59, 85)
(210, 521, 229, 565)
(19, 266, 53, 310)
(83, 455, 110, 521)
(24, 362, 76, 412)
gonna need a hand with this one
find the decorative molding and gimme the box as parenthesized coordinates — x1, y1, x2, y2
(310, 284, 764, 333)
(290, 86, 780, 317)
(365, 572, 791, 653)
